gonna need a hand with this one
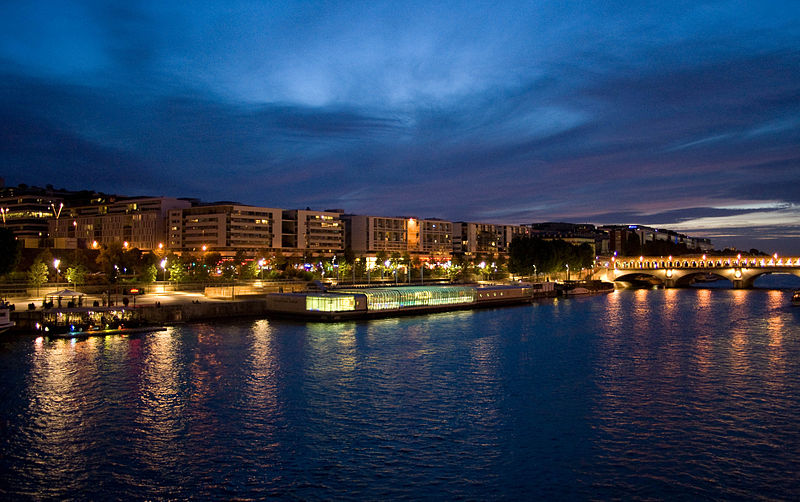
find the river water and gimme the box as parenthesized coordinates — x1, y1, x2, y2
(2, 287, 800, 500)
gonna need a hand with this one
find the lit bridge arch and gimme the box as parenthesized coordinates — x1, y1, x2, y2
(591, 255, 800, 289)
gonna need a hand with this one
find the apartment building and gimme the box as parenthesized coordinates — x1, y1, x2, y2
(281, 209, 344, 254)
(453, 222, 530, 256)
(601, 224, 712, 256)
(343, 214, 453, 258)
(168, 204, 283, 252)
(50, 197, 191, 250)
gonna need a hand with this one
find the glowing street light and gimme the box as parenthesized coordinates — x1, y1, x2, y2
(53, 258, 61, 282)
(160, 258, 168, 281)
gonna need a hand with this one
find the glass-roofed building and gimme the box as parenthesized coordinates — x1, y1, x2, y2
(265, 284, 540, 320)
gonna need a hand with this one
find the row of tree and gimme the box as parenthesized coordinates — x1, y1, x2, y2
(508, 236, 594, 277)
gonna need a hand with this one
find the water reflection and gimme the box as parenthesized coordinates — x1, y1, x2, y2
(590, 288, 800, 499)
(134, 328, 186, 475)
(4, 288, 800, 500)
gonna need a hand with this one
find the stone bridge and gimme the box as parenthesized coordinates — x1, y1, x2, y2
(591, 255, 800, 289)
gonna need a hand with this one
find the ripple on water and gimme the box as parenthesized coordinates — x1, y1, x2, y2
(1, 290, 799, 499)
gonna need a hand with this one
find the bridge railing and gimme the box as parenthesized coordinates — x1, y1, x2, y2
(600, 256, 800, 270)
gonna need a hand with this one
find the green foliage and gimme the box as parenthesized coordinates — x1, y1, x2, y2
(624, 234, 641, 256)
(168, 262, 186, 282)
(139, 264, 158, 283)
(28, 261, 49, 292)
(642, 239, 690, 257)
(509, 237, 594, 276)
(65, 264, 88, 286)
(240, 261, 259, 280)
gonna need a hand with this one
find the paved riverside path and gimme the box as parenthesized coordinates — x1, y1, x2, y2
(5, 290, 227, 312)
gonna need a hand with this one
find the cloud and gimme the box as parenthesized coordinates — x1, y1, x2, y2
(1, 1, 799, 253)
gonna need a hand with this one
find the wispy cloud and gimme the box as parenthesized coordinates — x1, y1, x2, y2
(1, 1, 799, 252)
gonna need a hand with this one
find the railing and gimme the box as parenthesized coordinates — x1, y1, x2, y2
(606, 256, 800, 270)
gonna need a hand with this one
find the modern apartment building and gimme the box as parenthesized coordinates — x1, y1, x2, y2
(344, 215, 411, 253)
(168, 204, 283, 252)
(526, 222, 609, 255)
(601, 224, 713, 256)
(0, 193, 63, 247)
(50, 196, 191, 250)
(343, 214, 453, 258)
(281, 209, 344, 254)
(453, 222, 530, 256)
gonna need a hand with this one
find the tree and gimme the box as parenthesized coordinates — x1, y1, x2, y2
(96, 242, 124, 278)
(168, 262, 186, 283)
(139, 264, 158, 283)
(28, 261, 49, 295)
(0, 228, 21, 276)
(240, 261, 259, 280)
(509, 236, 594, 277)
(624, 233, 641, 257)
(65, 264, 88, 288)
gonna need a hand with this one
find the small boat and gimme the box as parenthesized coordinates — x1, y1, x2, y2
(0, 302, 15, 333)
(792, 290, 800, 306)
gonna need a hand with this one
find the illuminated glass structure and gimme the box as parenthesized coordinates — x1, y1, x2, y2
(336, 286, 475, 311)
(305, 294, 357, 312)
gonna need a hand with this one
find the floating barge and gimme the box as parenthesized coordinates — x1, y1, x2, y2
(28, 306, 165, 338)
(265, 283, 557, 321)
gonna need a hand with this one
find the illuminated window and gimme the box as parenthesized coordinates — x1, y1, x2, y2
(306, 295, 356, 312)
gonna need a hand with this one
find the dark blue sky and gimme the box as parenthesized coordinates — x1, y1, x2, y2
(2, 1, 799, 253)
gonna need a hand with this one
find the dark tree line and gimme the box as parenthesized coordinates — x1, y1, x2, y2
(508, 236, 594, 276)
(0, 228, 21, 276)
(621, 235, 693, 257)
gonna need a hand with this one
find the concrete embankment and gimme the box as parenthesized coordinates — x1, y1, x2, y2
(138, 299, 270, 324)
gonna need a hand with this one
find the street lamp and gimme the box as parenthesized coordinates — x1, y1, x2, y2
(50, 202, 63, 233)
(333, 255, 339, 283)
(160, 258, 168, 281)
(53, 258, 61, 282)
(565, 263, 570, 281)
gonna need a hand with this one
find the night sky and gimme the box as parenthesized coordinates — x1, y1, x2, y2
(2, 1, 799, 253)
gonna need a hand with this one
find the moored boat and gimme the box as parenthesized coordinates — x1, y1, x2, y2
(0, 301, 15, 333)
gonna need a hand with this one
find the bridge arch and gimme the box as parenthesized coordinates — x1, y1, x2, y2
(613, 271, 665, 286)
(743, 270, 800, 288)
(673, 271, 731, 287)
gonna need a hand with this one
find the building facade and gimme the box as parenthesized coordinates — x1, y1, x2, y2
(168, 204, 283, 253)
(601, 224, 713, 256)
(453, 222, 530, 256)
(343, 214, 453, 259)
(50, 197, 191, 250)
(281, 209, 345, 254)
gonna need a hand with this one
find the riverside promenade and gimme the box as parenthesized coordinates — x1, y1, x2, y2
(5, 282, 308, 333)
(6, 280, 563, 332)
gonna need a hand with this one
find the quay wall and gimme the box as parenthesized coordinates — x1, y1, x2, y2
(137, 300, 270, 324)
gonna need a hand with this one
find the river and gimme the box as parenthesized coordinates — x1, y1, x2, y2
(2, 286, 799, 499)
